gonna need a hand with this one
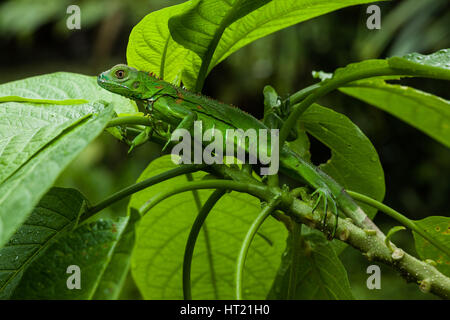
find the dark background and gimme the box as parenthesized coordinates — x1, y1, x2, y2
(1, 0, 449, 299)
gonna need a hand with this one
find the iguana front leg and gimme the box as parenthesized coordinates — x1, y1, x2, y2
(263, 85, 297, 140)
(151, 96, 198, 151)
(162, 113, 197, 151)
(128, 126, 153, 154)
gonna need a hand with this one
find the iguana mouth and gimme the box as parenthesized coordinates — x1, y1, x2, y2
(97, 77, 127, 89)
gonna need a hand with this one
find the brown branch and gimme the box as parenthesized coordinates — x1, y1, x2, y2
(286, 198, 450, 299)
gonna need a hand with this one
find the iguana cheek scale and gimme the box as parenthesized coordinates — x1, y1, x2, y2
(97, 64, 372, 232)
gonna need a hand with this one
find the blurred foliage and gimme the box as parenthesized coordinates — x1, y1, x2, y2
(0, 0, 448, 299)
(353, 0, 449, 59)
(0, 0, 184, 77)
(0, 0, 185, 38)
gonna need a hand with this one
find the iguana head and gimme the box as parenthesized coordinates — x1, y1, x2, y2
(98, 64, 167, 100)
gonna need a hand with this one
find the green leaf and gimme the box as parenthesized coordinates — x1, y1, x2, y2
(0, 187, 138, 299)
(128, 0, 381, 89)
(413, 216, 450, 277)
(0, 72, 137, 115)
(0, 187, 86, 299)
(300, 104, 385, 220)
(315, 49, 450, 88)
(10, 216, 128, 299)
(176, 0, 383, 89)
(126, 2, 192, 84)
(0, 101, 114, 248)
(340, 80, 450, 147)
(388, 49, 450, 81)
(0, 102, 94, 184)
(268, 229, 353, 300)
(0, 72, 137, 142)
(320, 48, 450, 85)
(92, 209, 140, 300)
(168, 0, 271, 90)
(129, 155, 287, 299)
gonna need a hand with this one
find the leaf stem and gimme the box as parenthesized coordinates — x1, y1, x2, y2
(235, 196, 281, 300)
(385, 226, 406, 252)
(285, 82, 321, 105)
(84, 164, 206, 219)
(139, 179, 269, 215)
(347, 190, 450, 257)
(185, 173, 220, 299)
(183, 189, 226, 300)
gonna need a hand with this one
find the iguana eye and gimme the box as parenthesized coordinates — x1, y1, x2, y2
(115, 69, 125, 79)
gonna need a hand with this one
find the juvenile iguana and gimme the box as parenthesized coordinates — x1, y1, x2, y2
(98, 64, 374, 233)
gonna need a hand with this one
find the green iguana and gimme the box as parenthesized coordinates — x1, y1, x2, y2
(98, 64, 374, 234)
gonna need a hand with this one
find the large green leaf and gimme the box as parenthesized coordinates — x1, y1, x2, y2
(169, 0, 271, 58)
(0, 188, 86, 299)
(413, 216, 450, 278)
(129, 155, 287, 299)
(0, 72, 137, 115)
(0, 187, 136, 299)
(340, 80, 450, 147)
(388, 49, 450, 81)
(168, 0, 271, 89)
(127, 0, 379, 88)
(0, 102, 101, 185)
(177, 0, 381, 89)
(268, 229, 353, 299)
(198, 0, 381, 75)
(10, 216, 128, 299)
(300, 104, 385, 219)
(0, 101, 114, 248)
(126, 2, 192, 84)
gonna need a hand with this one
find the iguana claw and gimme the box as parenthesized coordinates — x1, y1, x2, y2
(311, 188, 339, 239)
